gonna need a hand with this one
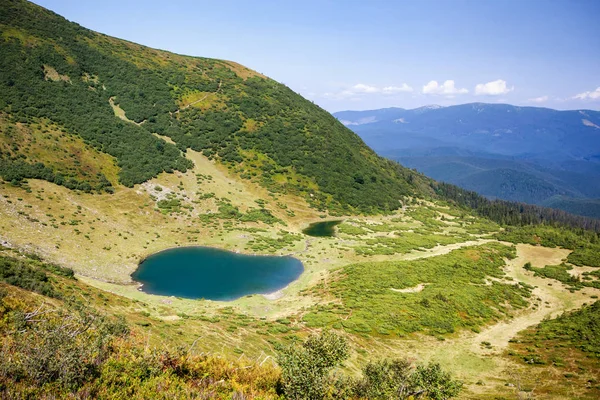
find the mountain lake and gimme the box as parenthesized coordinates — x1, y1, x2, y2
(132, 247, 304, 301)
(302, 220, 343, 237)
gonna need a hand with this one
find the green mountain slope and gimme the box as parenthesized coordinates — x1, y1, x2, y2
(393, 153, 600, 218)
(541, 195, 600, 219)
(0, 0, 417, 213)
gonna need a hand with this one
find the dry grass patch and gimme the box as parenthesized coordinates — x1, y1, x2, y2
(42, 65, 71, 82)
(220, 60, 267, 80)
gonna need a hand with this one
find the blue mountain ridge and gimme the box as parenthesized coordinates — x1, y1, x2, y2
(334, 103, 600, 218)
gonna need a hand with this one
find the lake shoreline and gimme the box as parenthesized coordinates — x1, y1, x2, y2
(131, 245, 304, 301)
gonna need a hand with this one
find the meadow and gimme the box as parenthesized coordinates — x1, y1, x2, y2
(2, 147, 599, 397)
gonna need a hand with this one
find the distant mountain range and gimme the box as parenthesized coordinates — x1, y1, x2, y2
(334, 104, 600, 218)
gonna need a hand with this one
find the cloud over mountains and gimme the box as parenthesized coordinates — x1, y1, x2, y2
(475, 79, 514, 96)
(422, 80, 468, 96)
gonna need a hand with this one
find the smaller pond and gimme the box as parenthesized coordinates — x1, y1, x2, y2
(132, 247, 304, 301)
(302, 220, 343, 237)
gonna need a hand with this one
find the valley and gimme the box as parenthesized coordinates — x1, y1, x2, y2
(0, 1, 599, 398)
(335, 105, 600, 218)
(1, 145, 598, 398)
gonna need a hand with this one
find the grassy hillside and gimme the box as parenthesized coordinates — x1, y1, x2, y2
(3, 0, 600, 227)
(1, 1, 600, 399)
(0, 0, 421, 213)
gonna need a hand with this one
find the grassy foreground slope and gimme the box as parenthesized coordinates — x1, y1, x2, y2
(0, 247, 468, 399)
(0, 0, 421, 214)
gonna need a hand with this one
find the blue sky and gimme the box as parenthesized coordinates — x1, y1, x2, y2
(34, 0, 600, 112)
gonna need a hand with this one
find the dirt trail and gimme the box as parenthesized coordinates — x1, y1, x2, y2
(108, 97, 145, 125)
(369, 243, 600, 397)
(400, 238, 495, 261)
(471, 244, 599, 354)
(390, 283, 428, 293)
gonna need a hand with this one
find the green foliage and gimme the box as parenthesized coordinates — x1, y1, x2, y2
(535, 301, 600, 357)
(409, 363, 464, 400)
(247, 231, 302, 252)
(0, 0, 425, 213)
(276, 331, 349, 400)
(510, 301, 600, 364)
(240, 208, 282, 225)
(276, 332, 463, 400)
(353, 359, 462, 400)
(0, 300, 129, 390)
(568, 246, 600, 268)
(354, 232, 468, 256)
(0, 297, 280, 398)
(524, 263, 600, 290)
(353, 359, 412, 399)
(337, 223, 367, 236)
(156, 197, 182, 213)
(199, 200, 283, 226)
(506, 301, 600, 399)
(304, 244, 531, 336)
(0, 5, 193, 186)
(0, 158, 113, 193)
(0, 254, 73, 297)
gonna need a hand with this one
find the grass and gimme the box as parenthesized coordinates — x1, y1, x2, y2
(2, 144, 599, 398)
(353, 232, 470, 256)
(246, 230, 303, 252)
(506, 302, 600, 399)
(303, 243, 532, 336)
(178, 90, 227, 111)
(497, 225, 600, 267)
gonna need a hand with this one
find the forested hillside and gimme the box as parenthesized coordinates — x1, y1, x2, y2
(0, 0, 420, 213)
(335, 105, 600, 218)
(433, 181, 600, 233)
(2, 0, 600, 231)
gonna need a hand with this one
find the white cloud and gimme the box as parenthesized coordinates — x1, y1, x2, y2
(351, 83, 379, 93)
(573, 87, 600, 100)
(323, 82, 413, 99)
(528, 95, 549, 103)
(382, 84, 413, 94)
(323, 90, 356, 100)
(422, 80, 468, 96)
(475, 79, 514, 96)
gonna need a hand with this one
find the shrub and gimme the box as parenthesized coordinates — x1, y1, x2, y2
(0, 301, 129, 390)
(353, 359, 412, 399)
(276, 331, 348, 399)
(410, 363, 463, 400)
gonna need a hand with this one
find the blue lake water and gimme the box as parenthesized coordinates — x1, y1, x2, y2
(131, 247, 304, 301)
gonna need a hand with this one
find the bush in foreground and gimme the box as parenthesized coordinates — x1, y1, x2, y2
(0, 281, 461, 399)
(277, 331, 462, 399)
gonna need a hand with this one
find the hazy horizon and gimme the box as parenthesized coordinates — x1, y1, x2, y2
(331, 102, 600, 113)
